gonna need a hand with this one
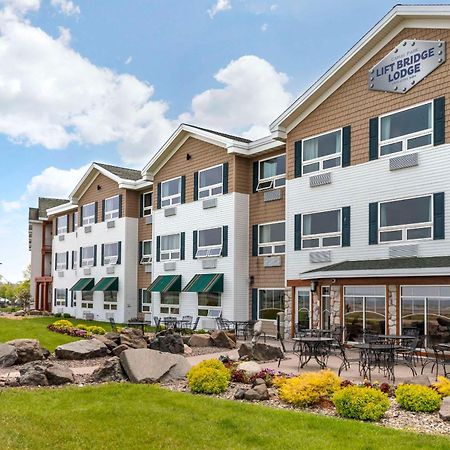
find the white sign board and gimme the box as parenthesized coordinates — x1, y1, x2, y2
(368, 40, 446, 94)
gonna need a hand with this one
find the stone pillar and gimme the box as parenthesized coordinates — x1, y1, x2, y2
(330, 285, 341, 327)
(388, 285, 397, 334)
(284, 289, 292, 338)
(312, 292, 320, 328)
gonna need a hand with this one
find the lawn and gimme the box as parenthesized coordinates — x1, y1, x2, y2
(0, 317, 114, 351)
(0, 384, 448, 450)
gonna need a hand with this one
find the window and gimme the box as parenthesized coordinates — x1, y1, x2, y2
(140, 240, 152, 264)
(72, 251, 78, 269)
(104, 196, 120, 220)
(73, 212, 78, 232)
(82, 203, 96, 225)
(303, 129, 342, 175)
(258, 289, 285, 320)
(103, 242, 119, 265)
(401, 286, 450, 347)
(196, 227, 222, 258)
(56, 215, 68, 235)
(198, 164, 223, 199)
(139, 289, 152, 313)
(56, 253, 67, 271)
(104, 291, 118, 310)
(142, 192, 152, 216)
(297, 289, 311, 330)
(321, 286, 331, 330)
(198, 293, 221, 316)
(160, 234, 180, 261)
(258, 222, 285, 255)
(55, 289, 66, 306)
(81, 246, 95, 267)
(71, 291, 76, 308)
(302, 209, 341, 249)
(160, 292, 179, 315)
(161, 177, 181, 207)
(81, 291, 93, 309)
(379, 195, 432, 243)
(257, 154, 286, 191)
(379, 102, 433, 156)
(344, 286, 386, 342)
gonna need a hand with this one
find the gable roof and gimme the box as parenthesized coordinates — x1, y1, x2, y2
(185, 124, 252, 143)
(270, 4, 450, 137)
(94, 163, 142, 181)
(29, 197, 68, 221)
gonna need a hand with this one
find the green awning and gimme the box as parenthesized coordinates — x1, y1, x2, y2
(70, 278, 94, 291)
(183, 273, 224, 293)
(148, 275, 181, 293)
(92, 277, 119, 292)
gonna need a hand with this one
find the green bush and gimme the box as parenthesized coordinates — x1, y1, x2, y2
(187, 359, 230, 394)
(62, 313, 72, 319)
(86, 325, 106, 335)
(396, 384, 441, 412)
(77, 324, 89, 331)
(52, 319, 74, 329)
(53, 313, 62, 318)
(333, 386, 390, 421)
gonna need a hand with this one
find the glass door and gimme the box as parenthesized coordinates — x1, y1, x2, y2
(296, 288, 311, 331)
(321, 286, 331, 330)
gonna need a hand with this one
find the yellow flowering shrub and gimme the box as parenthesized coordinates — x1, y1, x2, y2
(187, 359, 231, 394)
(433, 376, 450, 397)
(396, 384, 441, 412)
(52, 319, 73, 328)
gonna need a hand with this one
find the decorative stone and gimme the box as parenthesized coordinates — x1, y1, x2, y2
(5, 339, 45, 364)
(149, 330, 184, 354)
(55, 339, 108, 360)
(90, 357, 127, 383)
(188, 334, 213, 347)
(18, 361, 74, 386)
(439, 397, 450, 421)
(104, 332, 120, 343)
(234, 388, 246, 400)
(0, 343, 18, 368)
(120, 328, 147, 349)
(93, 335, 118, 350)
(244, 383, 269, 401)
(45, 364, 75, 385)
(237, 361, 262, 375)
(210, 330, 236, 349)
(183, 344, 193, 355)
(238, 343, 283, 361)
(112, 344, 129, 357)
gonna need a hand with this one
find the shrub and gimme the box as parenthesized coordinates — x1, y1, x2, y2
(53, 313, 62, 318)
(187, 359, 230, 394)
(62, 313, 72, 319)
(52, 319, 74, 328)
(86, 325, 106, 335)
(77, 324, 89, 331)
(278, 370, 341, 407)
(396, 384, 441, 412)
(333, 386, 390, 421)
(433, 376, 450, 397)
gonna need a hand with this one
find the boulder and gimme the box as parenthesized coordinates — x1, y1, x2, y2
(253, 378, 266, 386)
(93, 335, 118, 350)
(45, 364, 74, 385)
(119, 348, 190, 383)
(120, 328, 147, 349)
(6, 339, 45, 364)
(19, 361, 74, 386)
(90, 357, 127, 383)
(55, 339, 108, 360)
(149, 330, 184, 354)
(112, 344, 129, 357)
(104, 332, 120, 343)
(234, 388, 246, 400)
(210, 330, 236, 349)
(237, 361, 262, 376)
(0, 344, 18, 368)
(188, 334, 213, 347)
(244, 383, 269, 401)
(439, 397, 450, 421)
(238, 343, 283, 361)
(183, 344, 193, 356)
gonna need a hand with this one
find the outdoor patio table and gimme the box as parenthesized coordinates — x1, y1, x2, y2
(293, 337, 334, 369)
(353, 343, 398, 382)
(163, 319, 191, 331)
(377, 334, 415, 342)
(127, 321, 152, 333)
(232, 320, 256, 339)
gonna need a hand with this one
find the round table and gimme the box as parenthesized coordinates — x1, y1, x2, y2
(293, 337, 334, 369)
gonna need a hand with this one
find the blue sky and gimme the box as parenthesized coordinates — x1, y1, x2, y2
(0, 0, 442, 281)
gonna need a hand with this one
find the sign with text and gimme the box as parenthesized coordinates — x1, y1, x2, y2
(368, 40, 446, 94)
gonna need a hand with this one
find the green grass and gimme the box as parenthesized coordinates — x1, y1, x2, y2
(0, 384, 448, 450)
(0, 317, 114, 351)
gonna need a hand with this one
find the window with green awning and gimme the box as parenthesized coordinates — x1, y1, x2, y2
(70, 278, 94, 291)
(92, 277, 119, 292)
(148, 275, 181, 292)
(183, 273, 223, 293)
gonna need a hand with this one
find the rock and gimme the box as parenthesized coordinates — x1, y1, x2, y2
(439, 397, 450, 421)
(45, 364, 74, 385)
(55, 339, 108, 360)
(238, 343, 283, 361)
(237, 361, 262, 376)
(210, 330, 236, 349)
(149, 330, 184, 354)
(6, 339, 45, 364)
(104, 332, 120, 343)
(120, 328, 147, 349)
(188, 334, 213, 347)
(234, 388, 246, 400)
(119, 348, 190, 383)
(253, 378, 266, 386)
(93, 335, 118, 350)
(14, 310, 25, 316)
(0, 344, 18, 368)
(18, 361, 73, 386)
(183, 344, 193, 356)
(90, 357, 127, 383)
(112, 344, 129, 357)
(244, 383, 269, 401)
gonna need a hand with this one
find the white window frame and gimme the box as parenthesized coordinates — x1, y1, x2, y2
(195, 227, 223, 258)
(81, 291, 93, 309)
(321, 286, 331, 330)
(72, 251, 78, 270)
(378, 100, 434, 158)
(258, 221, 286, 256)
(378, 194, 433, 244)
(198, 164, 224, 199)
(296, 288, 312, 329)
(198, 292, 222, 317)
(160, 292, 180, 316)
(55, 288, 66, 307)
(57, 215, 68, 235)
(160, 233, 181, 261)
(73, 211, 78, 232)
(104, 291, 118, 310)
(161, 176, 182, 208)
(257, 154, 286, 191)
(142, 192, 153, 217)
(302, 128, 343, 175)
(56, 253, 67, 271)
(82, 202, 96, 226)
(103, 242, 119, 266)
(81, 246, 95, 267)
(258, 288, 285, 321)
(140, 240, 152, 264)
(104, 195, 120, 221)
(140, 289, 152, 313)
(301, 208, 342, 249)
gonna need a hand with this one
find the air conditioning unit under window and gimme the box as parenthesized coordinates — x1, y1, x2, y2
(140, 255, 152, 264)
(105, 256, 118, 265)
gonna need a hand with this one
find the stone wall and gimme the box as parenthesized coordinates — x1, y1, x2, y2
(387, 285, 397, 334)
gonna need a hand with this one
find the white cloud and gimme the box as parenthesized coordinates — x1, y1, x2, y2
(57, 25, 71, 45)
(125, 56, 132, 65)
(51, 0, 79, 16)
(270, 4, 278, 11)
(1, 200, 21, 212)
(0, 0, 40, 16)
(207, 0, 231, 19)
(261, 23, 268, 32)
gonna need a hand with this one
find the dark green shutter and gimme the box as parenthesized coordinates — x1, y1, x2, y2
(117, 241, 122, 264)
(433, 96, 445, 146)
(66, 251, 69, 270)
(79, 207, 83, 226)
(181, 176, 186, 204)
(72, 213, 76, 232)
(294, 141, 302, 177)
(369, 202, 378, 245)
(222, 226, 228, 257)
(65, 288, 68, 307)
(118, 194, 123, 218)
(251, 289, 258, 320)
(54, 289, 57, 307)
(342, 207, 351, 247)
(156, 236, 161, 262)
(138, 289, 143, 313)
(433, 192, 445, 240)
(139, 194, 144, 217)
(192, 231, 198, 259)
(369, 117, 379, 161)
(93, 245, 97, 266)
(180, 232, 185, 260)
(71, 291, 75, 308)
(54, 253, 57, 271)
(252, 161, 259, 193)
(193, 172, 199, 201)
(252, 224, 258, 256)
(157, 183, 162, 209)
(101, 199, 105, 222)
(94, 202, 98, 223)
(294, 214, 302, 251)
(222, 162, 229, 194)
(342, 126, 351, 167)
(138, 241, 142, 262)
(101, 244, 104, 266)
(71, 251, 75, 270)
(79, 247, 82, 268)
